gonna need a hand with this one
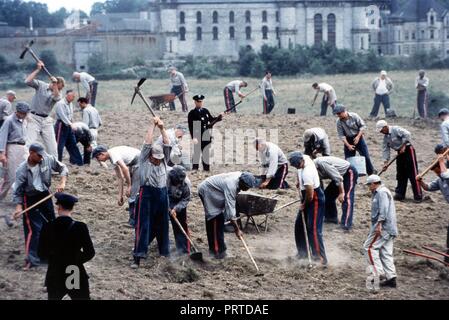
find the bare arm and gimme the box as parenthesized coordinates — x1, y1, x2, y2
(304, 185, 314, 204)
(144, 118, 157, 144)
(114, 165, 125, 205)
(25, 62, 43, 84)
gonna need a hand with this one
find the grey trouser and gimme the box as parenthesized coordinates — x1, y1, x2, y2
(0, 144, 28, 201)
(26, 113, 58, 158)
(364, 231, 397, 280)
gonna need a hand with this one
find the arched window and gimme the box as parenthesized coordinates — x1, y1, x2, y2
(229, 11, 234, 23)
(180, 11, 185, 24)
(246, 26, 251, 39)
(196, 11, 202, 24)
(196, 27, 202, 40)
(314, 14, 323, 45)
(430, 15, 435, 25)
(262, 26, 268, 39)
(245, 10, 251, 23)
(213, 26, 219, 40)
(179, 27, 186, 41)
(262, 10, 267, 22)
(213, 11, 218, 24)
(327, 14, 336, 46)
(229, 26, 235, 39)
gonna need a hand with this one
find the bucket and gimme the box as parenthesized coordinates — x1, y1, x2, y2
(347, 156, 367, 176)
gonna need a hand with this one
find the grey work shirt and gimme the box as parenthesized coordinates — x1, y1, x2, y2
(79, 72, 96, 94)
(226, 80, 244, 94)
(170, 71, 188, 89)
(0, 114, 26, 152)
(82, 105, 102, 129)
(167, 167, 191, 212)
(382, 126, 411, 161)
(139, 143, 170, 188)
(55, 98, 73, 126)
(258, 142, 288, 178)
(428, 175, 449, 203)
(0, 97, 13, 121)
(336, 112, 366, 140)
(198, 171, 241, 221)
(314, 156, 350, 186)
(26, 79, 61, 116)
(415, 76, 429, 91)
(370, 185, 398, 237)
(441, 119, 449, 148)
(13, 154, 68, 204)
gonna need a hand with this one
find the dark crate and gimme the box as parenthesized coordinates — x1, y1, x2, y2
(236, 193, 278, 215)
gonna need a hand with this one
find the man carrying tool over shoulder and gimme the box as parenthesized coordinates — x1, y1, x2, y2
(224, 80, 248, 113)
(364, 174, 398, 288)
(198, 171, 259, 259)
(168, 66, 189, 112)
(334, 104, 375, 175)
(417, 145, 449, 263)
(72, 71, 98, 107)
(289, 151, 327, 266)
(12, 142, 68, 270)
(92, 145, 140, 227)
(25, 61, 65, 158)
(312, 82, 337, 116)
(376, 120, 426, 203)
(254, 138, 289, 189)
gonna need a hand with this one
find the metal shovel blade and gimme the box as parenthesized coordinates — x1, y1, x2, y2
(137, 78, 146, 87)
(190, 251, 204, 262)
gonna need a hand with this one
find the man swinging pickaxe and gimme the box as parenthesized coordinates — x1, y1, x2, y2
(131, 78, 157, 117)
(20, 40, 54, 78)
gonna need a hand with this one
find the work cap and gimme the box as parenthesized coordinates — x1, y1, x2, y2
(169, 165, 186, 185)
(438, 108, 449, 117)
(6, 90, 16, 97)
(434, 144, 447, 154)
(288, 151, 304, 167)
(92, 145, 108, 159)
(151, 144, 165, 160)
(365, 175, 381, 185)
(55, 192, 79, 206)
(29, 143, 45, 156)
(193, 94, 205, 101)
(375, 120, 388, 132)
(175, 124, 187, 133)
(16, 101, 30, 113)
(239, 172, 259, 188)
(167, 66, 176, 72)
(380, 70, 387, 76)
(333, 104, 346, 114)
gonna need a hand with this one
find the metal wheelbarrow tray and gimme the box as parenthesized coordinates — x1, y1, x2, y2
(236, 192, 299, 233)
(148, 93, 177, 110)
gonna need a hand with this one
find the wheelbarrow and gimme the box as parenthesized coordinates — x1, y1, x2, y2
(235, 192, 301, 233)
(148, 93, 177, 111)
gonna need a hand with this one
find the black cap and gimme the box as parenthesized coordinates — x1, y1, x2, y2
(438, 108, 449, 117)
(193, 94, 205, 101)
(55, 192, 79, 206)
(435, 144, 447, 154)
(29, 143, 45, 156)
(92, 145, 108, 159)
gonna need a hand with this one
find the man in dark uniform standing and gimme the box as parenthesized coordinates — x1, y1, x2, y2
(187, 95, 224, 172)
(38, 192, 95, 300)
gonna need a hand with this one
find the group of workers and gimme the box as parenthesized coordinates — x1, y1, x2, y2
(0, 62, 448, 300)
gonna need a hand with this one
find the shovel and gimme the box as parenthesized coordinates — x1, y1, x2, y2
(170, 212, 203, 262)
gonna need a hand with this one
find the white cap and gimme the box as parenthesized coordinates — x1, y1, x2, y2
(151, 144, 165, 160)
(380, 70, 387, 76)
(6, 90, 16, 97)
(365, 175, 381, 185)
(376, 120, 388, 132)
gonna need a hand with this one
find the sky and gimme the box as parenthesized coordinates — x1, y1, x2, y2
(25, 0, 99, 14)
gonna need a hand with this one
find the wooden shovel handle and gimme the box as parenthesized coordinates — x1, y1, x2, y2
(418, 149, 449, 178)
(13, 193, 54, 220)
(239, 235, 260, 272)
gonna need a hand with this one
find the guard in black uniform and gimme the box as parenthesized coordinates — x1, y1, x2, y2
(38, 193, 95, 300)
(187, 95, 223, 171)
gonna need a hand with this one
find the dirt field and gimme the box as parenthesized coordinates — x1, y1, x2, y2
(1, 72, 449, 300)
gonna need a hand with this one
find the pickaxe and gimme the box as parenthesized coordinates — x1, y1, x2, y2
(19, 40, 53, 78)
(130, 78, 157, 117)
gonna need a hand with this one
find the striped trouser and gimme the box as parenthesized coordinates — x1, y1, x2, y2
(395, 144, 423, 201)
(0, 144, 27, 200)
(223, 87, 236, 113)
(364, 231, 397, 280)
(264, 163, 289, 189)
(417, 89, 428, 118)
(341, 165, 358, 229)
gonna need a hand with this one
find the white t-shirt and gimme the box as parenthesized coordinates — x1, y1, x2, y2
(298, 155, 321, 190)
(376, 79, 389, 95)
(108, 146, 141, 166)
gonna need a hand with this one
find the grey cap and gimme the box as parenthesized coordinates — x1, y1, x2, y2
(6, 90, 16, 97)
(365, 174, 381, 185)
(239, 172, 258, 188)
(376, 120, 388, 132)
(151, 144, 165, 160)
(167, 66, 176, 72)
(16, 101, 30, 113)
(29, 143, 45, 156)
(288, 151, 304, 167)
(169, 165, 186, 185)
(438, 108, 449, 117)
(333, 104, 346, 114)
(92, 145, 108, 159)
(434, 144, 447, 154)
(175, 124, 187, 133)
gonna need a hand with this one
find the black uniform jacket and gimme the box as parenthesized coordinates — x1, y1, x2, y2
(187, 107, 222, 139)
(38, 216, 95, 287)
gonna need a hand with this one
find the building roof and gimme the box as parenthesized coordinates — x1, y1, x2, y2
(391, 0, 449, 22)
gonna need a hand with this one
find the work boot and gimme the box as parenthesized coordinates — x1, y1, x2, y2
(130, 257, 140, 269)
(214, 251, 227, 260)
(393, 194, 404, 201)
(380, 277, 397, 288)
(413, 195, 431, 203)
